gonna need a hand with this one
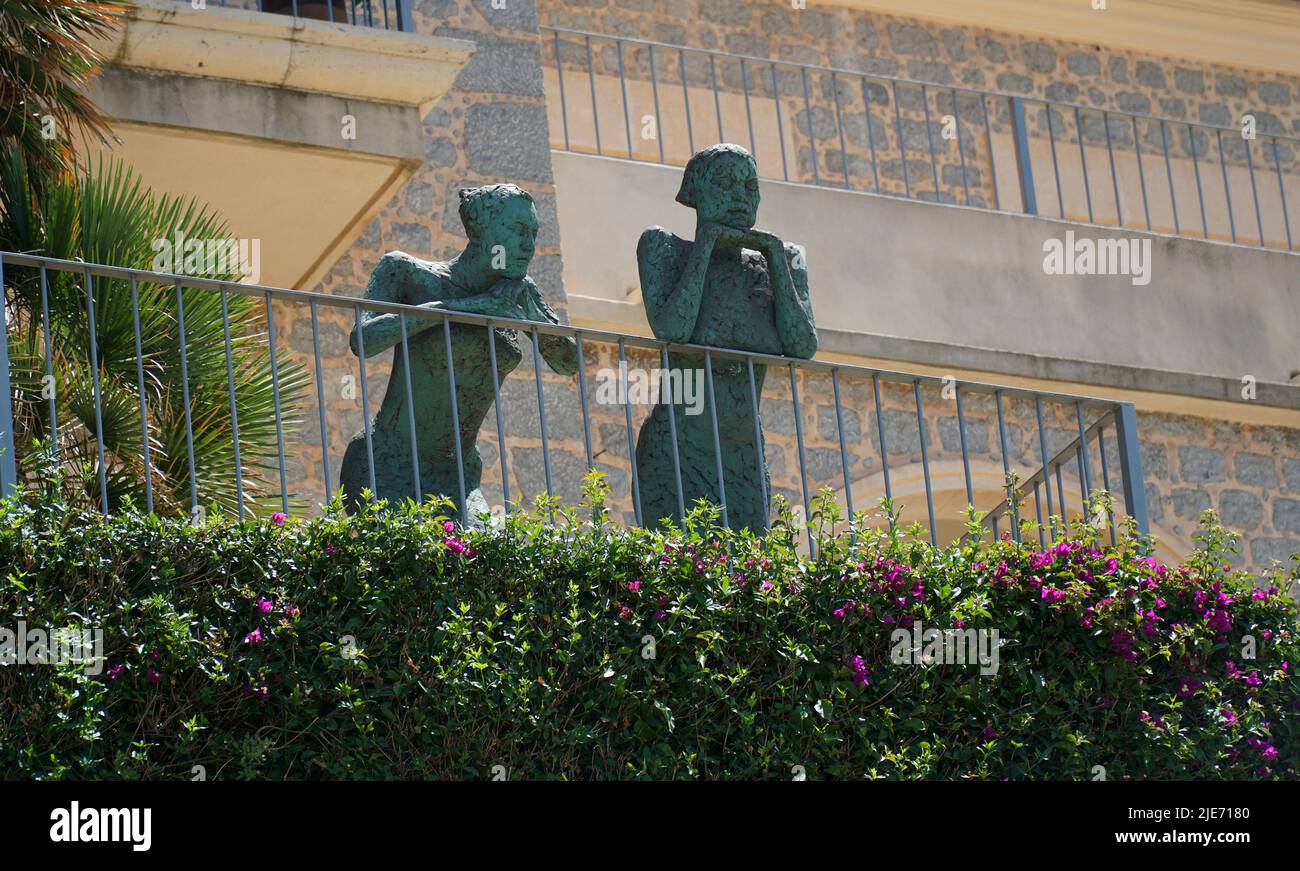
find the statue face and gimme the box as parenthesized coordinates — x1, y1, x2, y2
(478, 196, 539, 280)
(693, 154, 760, 229)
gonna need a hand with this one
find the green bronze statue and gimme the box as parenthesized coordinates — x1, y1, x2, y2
(340, 183, 578, 518)
(634, 144, 818, 532)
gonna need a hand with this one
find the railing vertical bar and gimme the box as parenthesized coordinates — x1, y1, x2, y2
(982, 94, 1000, 210)
(1035, 396, 1055, 540)
(746, 357, 768, 525)
(1075, 401, 1093, 501)
(1048, 101, 1064, 217)
(0, 277, 18, 483)
(801, 67, 819, 185)
(174, 283, 197, 516)
(1097, 423, 1117, 546)
(704, 350, 728, 529)
(352, 304, 377, 500)
(831, 367, 855, 536)
(995, 390, 1018, 542)
(1216, 128, 1238, 243)
(1160, 120, 1180, 235)
(872, 372, 891, 501)
(485, 320, 512, 514)
(1103, 110, 1122, 227)
(788, 362, 812, 555)
(1075, 106, 1094, 222)
(1114, 401, 1149, 535)
(554, 31, 570, 152)
(309, 300, 332, 506)
(1132, 116, 1152, 231)
(78, 267, 110, 511)
(891, 81, 911, 198)
(618, 338, 642, 526)
(862, 76, 882, 193)
(649, 45, 665, 164)
(1190, 123, 1209, 238)
(531, 327, 553, 509)
(219, 288, 240, 520)
(741, 58, 757, 161)
(257, 292, 290, 514)
(574, 332, 593, 470)
(397, 312, 422, 503)
(660, 345, 685, 524)
(955, 383, 973, 506)
(617, 40, 633, 160)
(952, 88, 971, 205)
(710, 54, 724, 142)
(1055, 463, 1066, 524)
(126, 276, 154, 514)
(922, 84, 940, 197)
(1245, 137, 1266, 247)
(1274, 137, 1294, 250)
(1033, 482, 1046, 549)
(1010, 96, 1037, 215)
(39, 266, 58, 446)
(832, 72, 850, 189)
(586, 35, 602, 156)
(681, 51, 696, 156)
(445, 318, 468, 524)
(914, 380, 937, 546)
(771, 63, 788, 180)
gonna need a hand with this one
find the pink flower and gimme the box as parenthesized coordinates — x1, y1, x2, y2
(443, 520, 456, 534)
(106, 664, 124, 680)
(256, 597, 273, 614)
(245, 627, 263, 645)
(618, 606, 631, 620)
(654, 610, 666, 621)
(146, 667, 162, 685)
(283, 603, 301, 620)
(982, 726, 997, 740)
(627, 581, 641, 592)
(270, 512, 287, 526)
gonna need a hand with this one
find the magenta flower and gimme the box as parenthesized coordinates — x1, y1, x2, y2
(270, 512, 287, 526)
(146, 667, 162, 685)
(245, 627, 263, 645)
(443, 520, 456, 534)
(256, 597, 273, 614)
(654, 610, 666, 621)
(627, 580, 641, 592)
(283, 603, 301, 620)
(982, 726, 997, 740)
(1221, 708, 1238, 726)
(1261, 745, 1278, 762)
(618, 606, 631, 620)
(106, 664, 124, 680)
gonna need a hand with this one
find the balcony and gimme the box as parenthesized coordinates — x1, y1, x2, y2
(81, 0, 473, 289)
(541, 27, 1300, 407)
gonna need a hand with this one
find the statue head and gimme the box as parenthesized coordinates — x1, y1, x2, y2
(676, 143, 760, 230)
(458, 183, 538, 280)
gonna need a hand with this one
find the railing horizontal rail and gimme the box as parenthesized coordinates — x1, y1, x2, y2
(176, 0, 409, 31)
(0, 251, 1150, 546)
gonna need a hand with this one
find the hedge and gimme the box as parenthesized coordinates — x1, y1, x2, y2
(1, 474, 1296, 780)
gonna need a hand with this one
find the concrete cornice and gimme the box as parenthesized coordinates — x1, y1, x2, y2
(94, 0, 475, 112)
(825, 0, 1300, 78)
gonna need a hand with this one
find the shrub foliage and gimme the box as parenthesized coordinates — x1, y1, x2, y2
(1, 476, 1296, 780)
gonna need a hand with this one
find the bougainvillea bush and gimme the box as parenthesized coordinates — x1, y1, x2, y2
(0, 474, 1295, 780)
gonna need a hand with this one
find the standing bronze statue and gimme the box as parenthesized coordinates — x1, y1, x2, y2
(634, 144, 818, 532)
(340, 183, 577, 518)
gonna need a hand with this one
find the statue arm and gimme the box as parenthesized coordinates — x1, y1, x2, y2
(748, 234, 817, 359)
(518, 280, 579, 377)
(349, 255, 444, 359)
(638, 226, 715, 344)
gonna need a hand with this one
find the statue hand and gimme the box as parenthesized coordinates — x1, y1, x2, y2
(486, 278, 535, 321)
(742, 228, 787, 257)
(699, 223, 754, 250)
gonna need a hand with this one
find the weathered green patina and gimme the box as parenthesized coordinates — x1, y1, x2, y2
(634, 144, 818, 532)
(340, 183, 577, 518)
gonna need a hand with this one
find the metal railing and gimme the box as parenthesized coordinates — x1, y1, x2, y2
(0, 252, 1149, 547)
(543, 26, 1299, 252)
(178, 0, 410, 31)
